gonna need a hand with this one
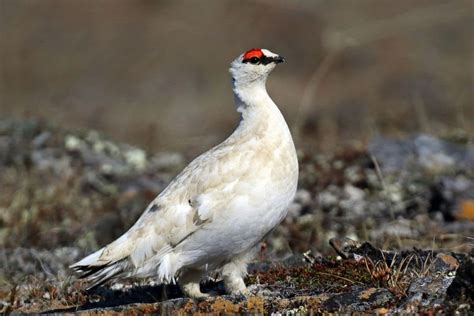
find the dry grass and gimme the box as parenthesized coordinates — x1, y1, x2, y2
(1, 277, 89, 314)
(363, 250, 439, 298)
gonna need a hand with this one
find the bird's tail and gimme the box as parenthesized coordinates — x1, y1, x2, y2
(70, 248, 130, 290)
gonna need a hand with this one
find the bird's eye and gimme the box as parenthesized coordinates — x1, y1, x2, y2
(249, 57, 260, 64)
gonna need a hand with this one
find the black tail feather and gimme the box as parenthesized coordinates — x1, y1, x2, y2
(72, 259, 128, 290)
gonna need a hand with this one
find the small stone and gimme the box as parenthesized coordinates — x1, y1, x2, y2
(446, 252, 474, 299)
(433, 253, 459, 272)
(318, 188, 339, 207)
(329, 237, 361, 259)
(125, 148, 147, 170)
(408, 276, 455, 296)
(321, 287, 394, 312)
(32, 131, 51, 148)
(344, 184, 365, 201)
(65, 135, 84, 150)
(287, 202, 302, 218)
(456, 303, 471, 313)
(294, 189, 312, 206)
(150, 152, 185, 170)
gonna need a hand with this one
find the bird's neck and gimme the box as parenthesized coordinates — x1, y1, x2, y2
(232, 79, 279, 119)
(231, 79, 288, 136)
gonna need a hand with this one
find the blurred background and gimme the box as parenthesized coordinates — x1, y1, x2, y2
(1, 0, 472, 156)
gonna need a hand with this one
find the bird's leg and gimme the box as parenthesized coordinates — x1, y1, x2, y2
(179, 269, 209, 299)
(221, 254, 253, 296)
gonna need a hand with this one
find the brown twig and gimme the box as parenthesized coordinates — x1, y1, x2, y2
(315, 271, 365, 286)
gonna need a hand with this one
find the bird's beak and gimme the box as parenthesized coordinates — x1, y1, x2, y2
(261, 55, 286, 65)
(274, 56, 285, 64)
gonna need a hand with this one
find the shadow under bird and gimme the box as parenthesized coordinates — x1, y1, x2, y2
(70, 48, 298, 298)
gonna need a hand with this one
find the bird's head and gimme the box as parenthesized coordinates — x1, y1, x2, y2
(229, 48, 285, 86)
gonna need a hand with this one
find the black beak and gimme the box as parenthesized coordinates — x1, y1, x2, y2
(274, 56, 285, 64)
(260, 55, 286, 65)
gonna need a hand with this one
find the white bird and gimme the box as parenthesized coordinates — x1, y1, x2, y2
(70, 48, 299, 298)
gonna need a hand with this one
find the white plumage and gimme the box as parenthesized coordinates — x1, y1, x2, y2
(70, 48, 298, 298)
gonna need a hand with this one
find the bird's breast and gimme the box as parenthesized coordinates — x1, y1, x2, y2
(238, 129, 298, 212)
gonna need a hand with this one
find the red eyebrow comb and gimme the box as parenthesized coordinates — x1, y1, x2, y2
(243, 48, 263, 60)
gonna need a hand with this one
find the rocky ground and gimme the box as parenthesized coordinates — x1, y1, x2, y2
(0, 119, 472, 314)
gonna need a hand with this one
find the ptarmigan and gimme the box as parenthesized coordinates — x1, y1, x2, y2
(71, 48, 299, 298)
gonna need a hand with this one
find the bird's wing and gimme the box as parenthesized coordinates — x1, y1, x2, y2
(81, 139, 265, 275)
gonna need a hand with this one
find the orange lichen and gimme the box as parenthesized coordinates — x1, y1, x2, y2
(457, 200, 474, 220)
(246, 296, 265, 313)
(360, 288, 377, 300)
